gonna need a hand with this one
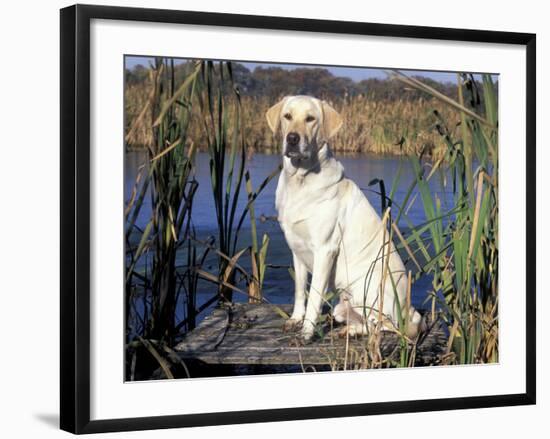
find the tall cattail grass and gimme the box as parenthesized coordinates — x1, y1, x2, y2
(125, 58, 201, 347)
(125, 59, 280, 380)
(290, 72, 499, 369)
(126, 78, 460, 158)
(337, 71, 499, 367)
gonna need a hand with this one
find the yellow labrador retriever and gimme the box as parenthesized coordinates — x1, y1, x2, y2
(266, 95, 423, 341)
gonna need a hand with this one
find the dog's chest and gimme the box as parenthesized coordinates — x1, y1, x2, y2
(275, 179, 327, 266)
(277, 193, 314, 245)
(279, 216, 314, 269)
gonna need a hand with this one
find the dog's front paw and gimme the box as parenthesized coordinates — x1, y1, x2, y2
(282, 317, 303, 332)
(300, 321, 315, 342)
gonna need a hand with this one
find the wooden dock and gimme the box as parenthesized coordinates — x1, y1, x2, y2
(174, 303, 449, 369)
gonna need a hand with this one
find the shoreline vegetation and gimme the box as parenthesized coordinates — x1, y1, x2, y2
(124, 59, 498, 380)
(125, 60, 496, 158)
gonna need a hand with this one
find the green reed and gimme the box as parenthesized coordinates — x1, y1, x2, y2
(125, 60, 279, 379)
(125, 58, 200, 344)
(323, 72, 499, 370)
(389, 72, 499, 364)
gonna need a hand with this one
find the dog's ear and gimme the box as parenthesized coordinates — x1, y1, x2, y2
(266, 97, 288, 133)
(321, 100, 343, 139)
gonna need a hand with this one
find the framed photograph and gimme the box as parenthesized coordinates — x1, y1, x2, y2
(60, 4, 536, 434)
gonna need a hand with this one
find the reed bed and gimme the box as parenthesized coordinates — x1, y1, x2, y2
(318, 71, 499, 369)
(126, 79, 460, 158)
(125, 60, 280, 380)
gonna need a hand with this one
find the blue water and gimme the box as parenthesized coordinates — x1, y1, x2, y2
(125, 150, 453, 323)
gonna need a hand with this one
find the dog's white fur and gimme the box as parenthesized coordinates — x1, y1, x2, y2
(266, 95, 423, 341)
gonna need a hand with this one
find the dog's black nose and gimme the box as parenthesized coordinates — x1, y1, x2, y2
(286, 132, 300, 147)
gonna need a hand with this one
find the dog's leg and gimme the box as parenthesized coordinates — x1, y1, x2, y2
(334, 294, 368, 338)
(301, 246, 338, 340)
(284, 254, 308, 332)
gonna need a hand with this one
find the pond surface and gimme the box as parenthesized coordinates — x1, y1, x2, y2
(125, 150, 453, 316)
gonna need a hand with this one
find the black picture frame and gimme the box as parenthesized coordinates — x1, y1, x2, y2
(60, 4, 536, 434)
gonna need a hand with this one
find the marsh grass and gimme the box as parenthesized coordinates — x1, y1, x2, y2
(321, 72, 499, 369)
(127, 82, 461, 158)
(125, 60, 280, 379)
(288, 72, 498, 370)
(395, 72, 499, 365)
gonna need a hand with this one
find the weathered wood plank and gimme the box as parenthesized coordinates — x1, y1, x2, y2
(174, 303, 448, 366)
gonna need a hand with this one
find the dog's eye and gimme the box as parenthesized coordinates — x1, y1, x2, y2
(305, 115, 315, 123)
(283, 113, 292, 121)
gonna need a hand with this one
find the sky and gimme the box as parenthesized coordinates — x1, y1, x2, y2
(125, 56, 497, 83)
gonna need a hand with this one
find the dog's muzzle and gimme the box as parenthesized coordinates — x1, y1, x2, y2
(285, 132, 306, 159)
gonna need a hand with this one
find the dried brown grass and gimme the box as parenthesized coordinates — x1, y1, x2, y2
(125, 81, 461, 158)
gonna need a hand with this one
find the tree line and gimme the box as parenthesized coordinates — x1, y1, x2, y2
(124, 59, 476, 103)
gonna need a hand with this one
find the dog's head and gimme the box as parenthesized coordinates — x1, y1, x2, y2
(266, 96, 342, 161)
